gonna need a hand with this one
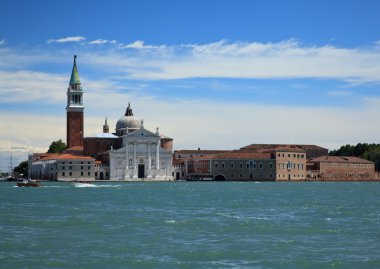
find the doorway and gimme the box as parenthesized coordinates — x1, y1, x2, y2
(138, 164, 145, 178)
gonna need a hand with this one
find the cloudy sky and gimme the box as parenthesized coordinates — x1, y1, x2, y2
(1, 0, 380, 172)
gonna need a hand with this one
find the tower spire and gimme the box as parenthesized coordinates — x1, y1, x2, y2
(125, 102, 134, 116)
(66, 55, 84, 148)
(70, 55, 81, 85)
(103, 117, 109, 133)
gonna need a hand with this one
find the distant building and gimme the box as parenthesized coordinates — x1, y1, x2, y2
(240, 144, 328, 158)
(307, 156, 375, 181)
(29, 153, 95, 181)
(175, 146, 307, 181)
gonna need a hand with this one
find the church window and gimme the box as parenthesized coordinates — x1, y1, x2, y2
(129, 159, 133, 166)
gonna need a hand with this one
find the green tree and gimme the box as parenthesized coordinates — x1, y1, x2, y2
(330, 143, 380, 171)
(47, 139, 67, 153)
(14, 160, 28, 178)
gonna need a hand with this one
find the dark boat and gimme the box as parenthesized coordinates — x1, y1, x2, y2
(16, 179, 42, 187)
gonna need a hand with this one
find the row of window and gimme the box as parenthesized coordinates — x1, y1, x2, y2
(62, 171, 91, 176)
(214, 161, 274, 170)
(278, 153, 305, 159)
(61, 161, 91, 165)
(277, 162, 304, 170)
(61, 166, 91, 170)
(278, 174, 305, 178)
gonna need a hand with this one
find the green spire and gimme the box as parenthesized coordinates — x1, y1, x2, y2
(69, 55, 81, 85)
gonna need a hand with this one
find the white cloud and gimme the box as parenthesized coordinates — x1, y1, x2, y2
(48, 36, 86, 43)
(0, 39, 5, 46)
(0, 71, 67, 103)
(68, 39, 380, 83)
(89, 39, 109, 45)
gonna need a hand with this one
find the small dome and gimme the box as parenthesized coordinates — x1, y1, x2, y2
(115, 103, 141, 135)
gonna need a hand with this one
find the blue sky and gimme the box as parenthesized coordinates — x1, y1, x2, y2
(1, 0, 380, 172)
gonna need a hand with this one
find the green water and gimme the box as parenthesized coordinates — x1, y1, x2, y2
(1, 181, 379, 269)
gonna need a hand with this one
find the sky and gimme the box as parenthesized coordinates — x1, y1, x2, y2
(0, 0, 380, 172)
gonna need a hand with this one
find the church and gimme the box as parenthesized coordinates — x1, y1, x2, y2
(29, 56, 174, 181)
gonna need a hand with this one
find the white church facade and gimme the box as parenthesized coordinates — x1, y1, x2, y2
(109, 125, 174, 181)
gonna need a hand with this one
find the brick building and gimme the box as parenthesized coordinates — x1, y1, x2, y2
(307, 156, 375, 181)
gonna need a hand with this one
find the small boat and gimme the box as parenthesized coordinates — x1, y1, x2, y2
(16, 179, 42, 187)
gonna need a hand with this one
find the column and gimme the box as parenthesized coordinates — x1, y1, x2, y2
(133, 142, 137, 178)
(124, 142, 129, 179)
(156, 140, 160, 169)
(148, 142, 151, 169)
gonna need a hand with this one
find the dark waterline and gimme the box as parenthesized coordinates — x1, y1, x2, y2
(1, 181, 379, 269)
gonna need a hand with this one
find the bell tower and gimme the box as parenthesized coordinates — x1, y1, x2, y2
(66, 55, 84, 148)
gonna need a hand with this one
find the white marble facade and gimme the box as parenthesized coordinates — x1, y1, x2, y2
(109, 126, 173, 181)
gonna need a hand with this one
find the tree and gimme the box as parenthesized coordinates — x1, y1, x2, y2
(47, 139, 67, 153)
(14, 160, 28, 178)
(330, 143, 380, 171)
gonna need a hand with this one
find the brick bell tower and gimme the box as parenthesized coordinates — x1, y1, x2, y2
(66, 55, 84, 148)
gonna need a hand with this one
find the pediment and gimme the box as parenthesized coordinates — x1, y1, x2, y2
(128, 128, 158, 138)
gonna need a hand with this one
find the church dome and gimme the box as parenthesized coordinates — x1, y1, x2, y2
(115, 103, 141, 135)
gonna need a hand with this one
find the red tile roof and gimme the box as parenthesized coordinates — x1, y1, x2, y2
(308, 156, 373, 164)
(39, 153, 94, 161)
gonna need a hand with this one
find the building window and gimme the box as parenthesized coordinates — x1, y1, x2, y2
(151, 159, 154, 166)
(62, 166, 65, 170)
(269, 163, 273, 169)
(215, 163, 218, 168)
(246, 163, 249, 169)
(88, 166, 90, 170)
(278, 153, 281, 157)
(240, 162, 243, 168)
(62, 162, 65, 164)
(231, 174, 234, 178)
(189, 163, 192, 169)
(88, 172, 90, 176)
(288, 154, 291, 157)
(240, 174, 243, 178)
(270, 174, 273, 178)
(62, 172, 65, 176)
(293, 154, 296, 158)
(222, 163, 225, 169)
(250, 174, 253, 179)
(69, 172, 72, 176)
(231, 162, 234, 168)
(81, 166, 83, 170)
(81, 162, 83, 164)
(95, 172, 98, 177)
(69, 162, 72, 164)
(106, 172, 109, 177)
(259, 162, 263, 169)
(81, 172, 83, 176)
(69, 166, 72, 170)
(88, 162, 90, 164)
(259, 173, 263, 178)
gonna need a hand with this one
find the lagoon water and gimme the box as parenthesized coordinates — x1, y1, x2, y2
(1, 181, 380, 269)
